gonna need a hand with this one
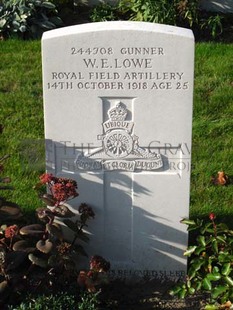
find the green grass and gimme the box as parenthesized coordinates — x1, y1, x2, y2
(0, 40, 44, 211)
(7, 290, 100, 310)
(191, 43, 233, 220)
(0, 40, 233, 222)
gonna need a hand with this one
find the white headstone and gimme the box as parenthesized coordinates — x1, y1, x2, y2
(42, 21, 194, 280)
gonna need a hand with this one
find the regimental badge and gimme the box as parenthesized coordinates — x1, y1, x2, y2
(75, 102, 163, 171)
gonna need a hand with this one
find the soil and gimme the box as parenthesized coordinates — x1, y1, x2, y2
(99, 279, 209, 309)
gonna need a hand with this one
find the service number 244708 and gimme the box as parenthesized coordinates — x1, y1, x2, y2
(71, 47, 113, 55)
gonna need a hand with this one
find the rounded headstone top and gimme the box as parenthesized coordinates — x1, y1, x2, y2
(42, 21, 194, 41)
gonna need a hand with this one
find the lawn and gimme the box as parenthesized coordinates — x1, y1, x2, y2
(0, 39, 233, 222)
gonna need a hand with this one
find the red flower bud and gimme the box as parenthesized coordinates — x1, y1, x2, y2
(209, 213, 216, 221)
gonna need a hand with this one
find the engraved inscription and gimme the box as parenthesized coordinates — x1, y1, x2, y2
(120, 47, 164, 55)
(109, 269, 185, 279)
(46, 45, 190, 91)
(71, 47, 114, 55)
(71, 46, 164, 56)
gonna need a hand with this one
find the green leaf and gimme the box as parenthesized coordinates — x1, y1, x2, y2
(195, 246, 206, 255)
(169, 285, 182, 296)
(38, 20, 56, 29)
(229, 287, 233, 301)
(200, 222, 212, 234)
(216, 235, 226, 244)
(192, 259, 205, 271)
(202, 277, 212, 291)
(0, 18, 7, 27)
(221, 263, 231, 276)
(224, 276, 233, 286)
(218, 252, 231, 263)
(212, 239, 218, 254)
(207, 272, 221, 281)
(212, 266, 220, 274)
(184, 246, 197, 256)
(12, 20, 20, 28)
(188, 287, 195, 295)
(188, 226, 199, 232)
(196, 218, 203, 226)
(19, 25, 26, 32)
(180, 218, 196, 226)
(194, 280, 202, 291)
(188, 268, 196, 280)
(197, 235, 206, 247)
(49, 16, 63, 26)
(13, 12, 20, 22)
(40, 2, 56, 9)
(203, 305, 218, 310)
(177, 288, 187, 299)
(20, 14, 28, 20)
(211, 286, 227, 299)
(217, 223, 229, 231)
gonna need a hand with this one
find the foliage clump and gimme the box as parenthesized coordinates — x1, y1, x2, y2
(90, 0, 225, 39)
(0, 164, 109, 306)
(170, 214, 233, 309)
(0, 126, 110, 307)
(0, 0, 63, 39)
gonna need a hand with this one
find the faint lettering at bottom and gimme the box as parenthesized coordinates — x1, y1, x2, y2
(109, 269, 185, 279)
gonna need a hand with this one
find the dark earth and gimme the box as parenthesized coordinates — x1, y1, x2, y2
(99, 278, 210, 309)
(1, 272, 211, 309)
